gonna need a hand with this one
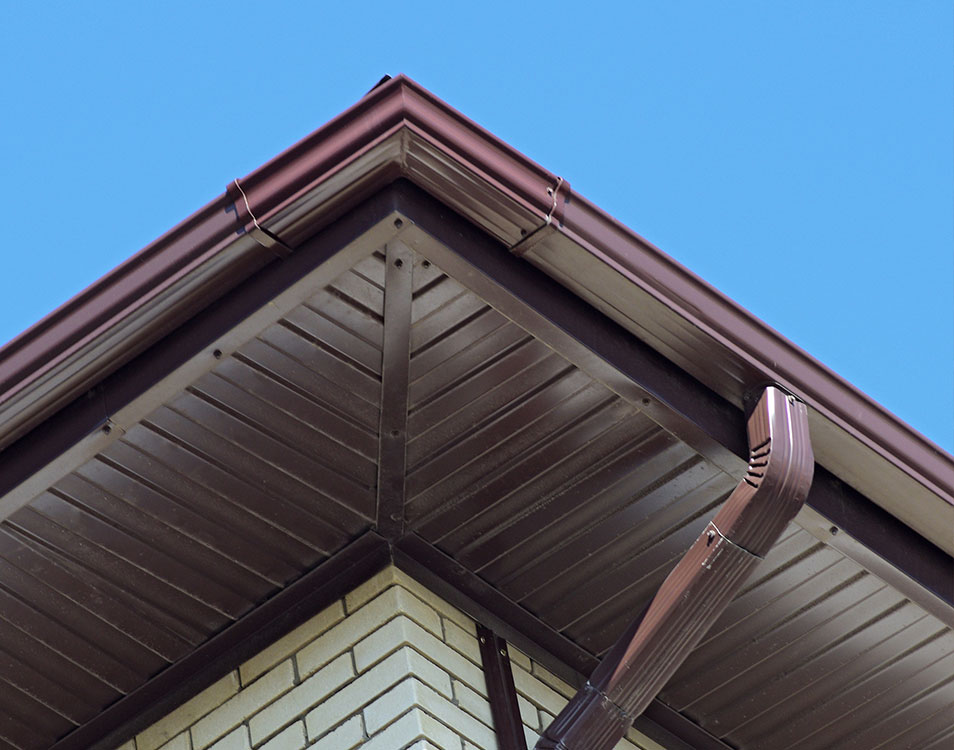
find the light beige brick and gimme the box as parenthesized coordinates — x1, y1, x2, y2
(297, 587, 440, 677)
(240, 601, 344, 685)
(363, 677, 497, 749)
(347, 566, 477, 637)
(207, 726, 249, 750)
(410, 742, 445, 750)
(353, 615, 487, 696)
(443, 620, 482, 664)
(345, 567, 401, 612)
(452, 680, 493, 727)
(156, 734, 190, 750)
(517, 695, 539, 730)
(191, 661, 295, 749)
(530, 662, 575, 699)
(512, 666, 567, 715)
(249, 653, 353, 744)
(258, 721, 305, 750)
(304, 646, 451, 740)
(309, 715, 364, 750)
(361, 708, 460, 750)
(138, 672, 240, 750)
(509, 647, 531, 672)
(524, 724, 539, 750)
(390, 570, 477, 636)
(114, 741, 136, 750)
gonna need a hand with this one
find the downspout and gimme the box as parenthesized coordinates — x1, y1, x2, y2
(535, 386, 814, 750)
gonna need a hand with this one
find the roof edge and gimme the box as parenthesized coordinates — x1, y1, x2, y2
(0, 74, 949, 512)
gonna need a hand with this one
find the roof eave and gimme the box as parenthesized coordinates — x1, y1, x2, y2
(0, 73, 950, 547)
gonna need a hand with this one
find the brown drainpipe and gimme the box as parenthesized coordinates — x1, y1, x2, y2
(535, 386, 814, 750)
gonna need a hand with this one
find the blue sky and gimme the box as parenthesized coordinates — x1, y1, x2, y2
(1, 2, 951, 452)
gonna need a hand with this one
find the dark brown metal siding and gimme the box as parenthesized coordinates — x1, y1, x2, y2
(401, 266, 737, 654)
(661, 527, 954, 749)
(0, 255, 384, 750)
(1, 245, 952, 750)
(398, 261, 954, 750)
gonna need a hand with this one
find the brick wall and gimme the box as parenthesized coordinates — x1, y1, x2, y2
(114, 566, 665, 750)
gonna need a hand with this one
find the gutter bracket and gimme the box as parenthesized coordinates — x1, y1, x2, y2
(536, 386, 814, 750)
(509, 175, 569, 258)
(227, 178, 294, 258)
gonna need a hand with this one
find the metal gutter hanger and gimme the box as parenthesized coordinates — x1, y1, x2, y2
(229, 178, 293, 257)
(535, 386, 814, 750)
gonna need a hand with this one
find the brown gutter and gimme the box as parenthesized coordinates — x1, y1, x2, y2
(535, 386, 814, 750)
(0, 75, 559, 453)
(0, 75, 947, 506)
(1, 76, 948, 526)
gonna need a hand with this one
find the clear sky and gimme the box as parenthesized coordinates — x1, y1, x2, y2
(1, 2, 951, 452)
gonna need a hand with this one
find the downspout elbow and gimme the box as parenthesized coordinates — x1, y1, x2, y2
(536, 386, 814, 750)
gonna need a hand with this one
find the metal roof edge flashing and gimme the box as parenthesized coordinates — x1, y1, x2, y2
(535, 386, 815, 750)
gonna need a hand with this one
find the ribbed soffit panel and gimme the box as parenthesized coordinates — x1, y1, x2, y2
(0, 231, 950, 750)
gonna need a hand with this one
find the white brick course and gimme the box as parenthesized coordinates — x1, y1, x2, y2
(192, 661, 295, 749)
(138, 672, 240, 750)
(443, 619, 482, 664)
(239, 602, 344, 686)
(360, 707, 460, 750)
(207, 725, 251, 750)
(304, 645, 452, 740)
(363, 677, 497, 748)
(257, 721, 305, 750)
(249, 653, 353, 744)
(113, 565, 669, 750)
(353, 615, 487, 693)
(452, 679, 494, 727)
(155, 734, 190, 750)
(346, 568, 476, 635)
(296, 586, 441, 677)
(309, 715, 364, 750)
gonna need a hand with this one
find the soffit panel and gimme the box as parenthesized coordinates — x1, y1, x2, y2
(0, 251, 387, 750)
(0, 211, 951, 750)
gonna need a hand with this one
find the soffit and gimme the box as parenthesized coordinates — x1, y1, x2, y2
(2, 76, 948, 556)
(0, 76, 951, 750)
(0, 204, 950, 750)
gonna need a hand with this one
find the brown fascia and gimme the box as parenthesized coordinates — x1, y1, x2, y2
(536, 386, 815, 750)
